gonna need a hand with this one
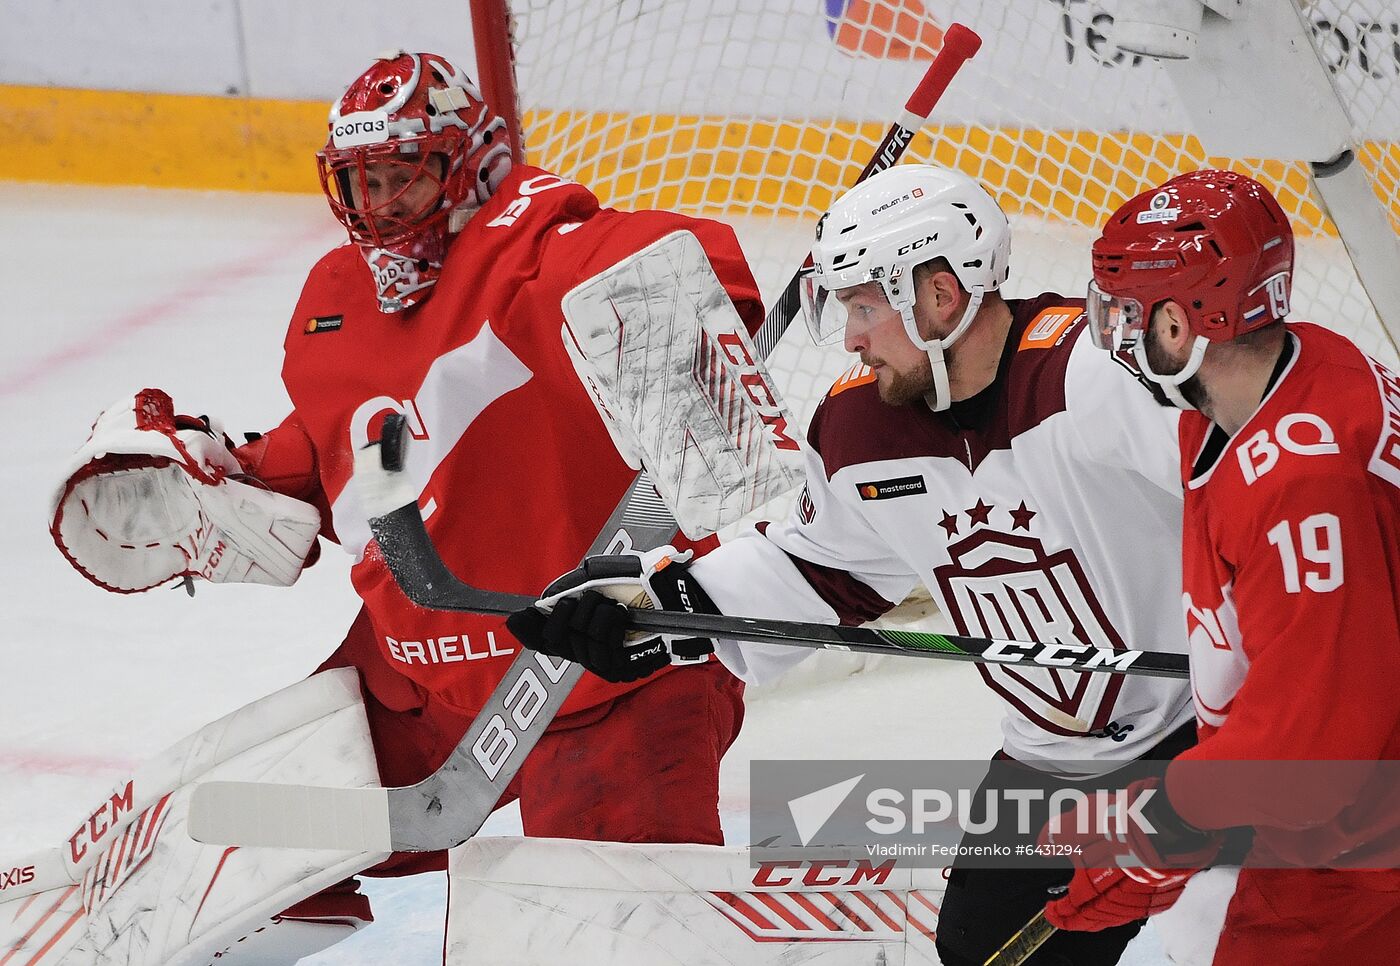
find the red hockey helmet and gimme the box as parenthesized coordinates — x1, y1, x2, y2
(1085, 170, 1294, 406)
(317, 51, 513, 312)
(1088, 170, 1294, 348)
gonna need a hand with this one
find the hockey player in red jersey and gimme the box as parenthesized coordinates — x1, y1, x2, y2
(50, 51, 756, 959)
(1041, 169, 1400, 962)
(506, 163, 1197, 966)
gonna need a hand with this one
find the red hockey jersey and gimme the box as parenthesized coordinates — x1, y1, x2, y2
(251, 166, 763, 717)
(1169, 323, 1400, 866)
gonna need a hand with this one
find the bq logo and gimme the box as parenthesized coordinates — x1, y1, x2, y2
(825, 0, 943, 60)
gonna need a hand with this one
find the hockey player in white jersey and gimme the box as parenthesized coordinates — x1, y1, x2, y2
(506, 163, 1195, 966)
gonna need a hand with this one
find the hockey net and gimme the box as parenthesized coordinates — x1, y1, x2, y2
(474, 0, 1400, 675)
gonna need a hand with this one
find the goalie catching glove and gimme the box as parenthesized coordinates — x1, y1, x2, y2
(51, 388, 322, 592)
(506, 547, 720, 683)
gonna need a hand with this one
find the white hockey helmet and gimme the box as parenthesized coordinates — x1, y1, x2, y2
(800, 164, 1011, 410)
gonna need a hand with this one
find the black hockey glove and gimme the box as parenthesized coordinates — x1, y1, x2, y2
(505, 547, 719, 684)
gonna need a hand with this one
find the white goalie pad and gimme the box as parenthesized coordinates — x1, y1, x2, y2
(446, 838, 948, 965)
(561, 230, 805, 539)
(0, 669, 387, 966)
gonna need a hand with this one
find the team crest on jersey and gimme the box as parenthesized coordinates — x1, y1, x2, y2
(304, 315, 344, 334)
(933, 529, 1128, 732)
(1183, 585, 1248, 729)
(797, 484, 817, 524)
(1017, 308, 1082, 351)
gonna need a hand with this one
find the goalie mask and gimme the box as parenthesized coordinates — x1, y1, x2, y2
(1087, 169, 1295, 409)
(800, 164, 1011, 411)
(318, 51, 514, 313)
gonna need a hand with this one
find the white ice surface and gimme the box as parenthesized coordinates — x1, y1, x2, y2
(0, 182, 1168, 964)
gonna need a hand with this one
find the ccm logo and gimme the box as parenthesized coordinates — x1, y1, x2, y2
(472, 653, 572, 779)
(68, 782, 135, 863)
(717, 332, 800, 451)
(752, 859, 895, 888)
(0, 865, 35, 890)
(1237, 413, 1339, 485)
(896, 234, 938, 257)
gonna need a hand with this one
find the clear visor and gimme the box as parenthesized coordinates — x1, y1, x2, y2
(800, 274, 901, 347)
(1085, 280, 1146, 351)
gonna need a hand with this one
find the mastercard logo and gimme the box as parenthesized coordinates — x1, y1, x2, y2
(861, 485, 881, 499)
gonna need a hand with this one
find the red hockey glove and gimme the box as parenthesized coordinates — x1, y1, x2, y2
(505, 547, 719, 683)
(1040, 777, 1223, 932)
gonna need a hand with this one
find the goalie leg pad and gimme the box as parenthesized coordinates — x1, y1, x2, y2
(0, 669, 388, 966)
(447, 838, 947, 966)
(202, 883, 374, 966)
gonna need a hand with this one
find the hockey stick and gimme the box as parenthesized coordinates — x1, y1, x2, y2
(189, 478, 1187, 852)
(368, 496, 1190, 682)
(187, 27, 985, 854)
(983, 909, 1056, 966)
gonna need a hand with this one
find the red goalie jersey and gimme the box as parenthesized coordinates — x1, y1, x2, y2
(1170, 323, 1400, 868)
(240, 166, 763, 718)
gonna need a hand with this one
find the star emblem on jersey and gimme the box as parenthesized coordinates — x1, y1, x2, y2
(965, 499, 993, 527)
(938, 510, 959, 537)
(1010, 501, 1036, 531)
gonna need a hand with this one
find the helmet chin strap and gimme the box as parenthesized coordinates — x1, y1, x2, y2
(898, 286, 985, 412)
(1132, 334, 1210, 410)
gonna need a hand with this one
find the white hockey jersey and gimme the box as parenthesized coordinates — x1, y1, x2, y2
(693, 295, 1194, 769)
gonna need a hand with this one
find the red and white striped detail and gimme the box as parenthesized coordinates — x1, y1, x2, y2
(704, 889, 913, 942)
(1, 886, 84, 966)
(81, 793, 173, 914)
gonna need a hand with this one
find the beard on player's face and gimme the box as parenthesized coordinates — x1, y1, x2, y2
(875, 357, 934, 406)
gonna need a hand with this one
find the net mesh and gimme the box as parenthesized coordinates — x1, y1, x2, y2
(492, 0, 1400, 493)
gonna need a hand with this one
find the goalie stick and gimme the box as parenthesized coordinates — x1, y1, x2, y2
(187, 26, 985, 854)
(368, 495, 1189, 682)
(191, 456, 1188, 853)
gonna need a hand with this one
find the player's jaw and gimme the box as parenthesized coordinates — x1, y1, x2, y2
(852, 316, 935, 406)
(1144, 308, 1212, 413)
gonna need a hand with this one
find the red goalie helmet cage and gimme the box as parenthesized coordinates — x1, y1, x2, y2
(1093, 170, 1296, 343)
(317, 51, 512, 250)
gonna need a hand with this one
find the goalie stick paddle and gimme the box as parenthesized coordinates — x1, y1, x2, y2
(187, 27, 984, 854)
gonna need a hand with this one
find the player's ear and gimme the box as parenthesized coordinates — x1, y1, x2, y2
(928, 270, 963, 319)
(1156, 301, 1194, 352)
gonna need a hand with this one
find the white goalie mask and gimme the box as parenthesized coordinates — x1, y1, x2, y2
(800, 164, 1011, 411)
